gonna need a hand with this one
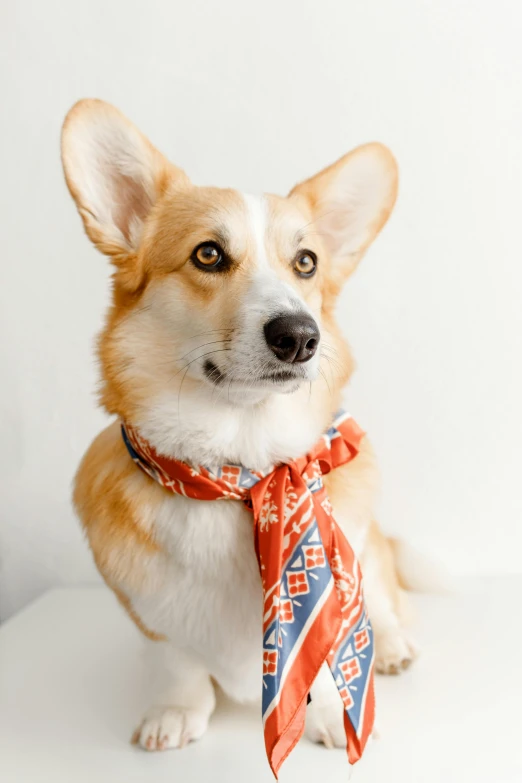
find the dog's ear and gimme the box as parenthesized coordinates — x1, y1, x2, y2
(290, 143, 398, 288)
(61, 99, 188, 290)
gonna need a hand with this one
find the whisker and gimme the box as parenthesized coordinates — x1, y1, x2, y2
(298, 229, 329, 241)
(158, 340, 232, 369)
(295, 207, 338, 237)
(321, 348, 342, 367)
(177, 339, 231, 363)
(320, 351, 343, 374)
(318, 366, 331, 396)
(321, 354, 342, 383)
(169, 348, 232, 383)
(321, 340, 340, 355)
(185, 328, 230, 341)
(132, 304, 153, 316)
(177, 364, 190, 421)
(227, 376, 233, 404)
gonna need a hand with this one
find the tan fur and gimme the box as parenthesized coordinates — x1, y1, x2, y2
(74, 423, 161, 589)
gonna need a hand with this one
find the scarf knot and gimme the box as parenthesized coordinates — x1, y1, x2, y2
(122, 411, 375, 777)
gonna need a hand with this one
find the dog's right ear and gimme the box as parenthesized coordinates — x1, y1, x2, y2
(61, 99, 188, 290)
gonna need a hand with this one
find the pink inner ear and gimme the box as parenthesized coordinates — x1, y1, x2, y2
(319, 206, 357, 255)
(113, 171, 152, 244)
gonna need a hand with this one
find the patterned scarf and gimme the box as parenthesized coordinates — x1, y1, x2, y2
(122, 411, 375, 777)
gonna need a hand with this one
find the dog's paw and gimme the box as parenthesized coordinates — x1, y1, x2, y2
(131, 705, 209, 751)
(305, 698, 346, 749)
(374, 627, 419, 675)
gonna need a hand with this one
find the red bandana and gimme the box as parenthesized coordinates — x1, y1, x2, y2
(122, 411, 375, 777)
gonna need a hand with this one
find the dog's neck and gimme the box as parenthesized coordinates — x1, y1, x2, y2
(130, 381, 341, 472)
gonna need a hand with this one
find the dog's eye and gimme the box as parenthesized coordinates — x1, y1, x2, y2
(293, 251, 317, 278)
(192, 242, 224, 271)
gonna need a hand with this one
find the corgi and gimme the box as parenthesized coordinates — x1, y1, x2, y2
(62, 99, 417, 756)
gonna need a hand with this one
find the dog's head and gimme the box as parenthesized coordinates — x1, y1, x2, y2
(62, 100, 397, 424)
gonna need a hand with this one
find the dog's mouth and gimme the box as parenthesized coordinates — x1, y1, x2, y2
(203, 359, 304, 388)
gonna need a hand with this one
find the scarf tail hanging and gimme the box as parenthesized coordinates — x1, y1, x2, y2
(122, 412, 374, 777)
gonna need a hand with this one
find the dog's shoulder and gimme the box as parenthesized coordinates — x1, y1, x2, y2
(73, 421, 166, 591)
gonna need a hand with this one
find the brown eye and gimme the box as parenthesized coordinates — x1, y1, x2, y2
(192, 242, 224, 271)
(293, 251, 317, 278)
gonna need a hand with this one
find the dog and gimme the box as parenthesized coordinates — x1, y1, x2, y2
(62, 99, 418, 755)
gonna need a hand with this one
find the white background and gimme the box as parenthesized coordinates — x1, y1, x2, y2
(1, 0, 521, 621)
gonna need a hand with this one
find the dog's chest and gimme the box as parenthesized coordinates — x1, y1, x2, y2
(132, 492, 264, 701)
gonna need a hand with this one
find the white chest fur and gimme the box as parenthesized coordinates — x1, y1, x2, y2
(131, 492, 264, 702)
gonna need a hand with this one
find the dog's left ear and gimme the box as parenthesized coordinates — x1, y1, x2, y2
(290, 143, 398, 287)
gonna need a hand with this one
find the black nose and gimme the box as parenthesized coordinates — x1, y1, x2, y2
(264, 313, 320, 363)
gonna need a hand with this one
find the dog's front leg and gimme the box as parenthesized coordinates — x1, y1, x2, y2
(132, 639, 216, 751)
(361, 521, 418, 674)
(305, 662, 347, 749)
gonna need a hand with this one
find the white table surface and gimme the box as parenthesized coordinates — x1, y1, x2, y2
(0, 579, 521, 783)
